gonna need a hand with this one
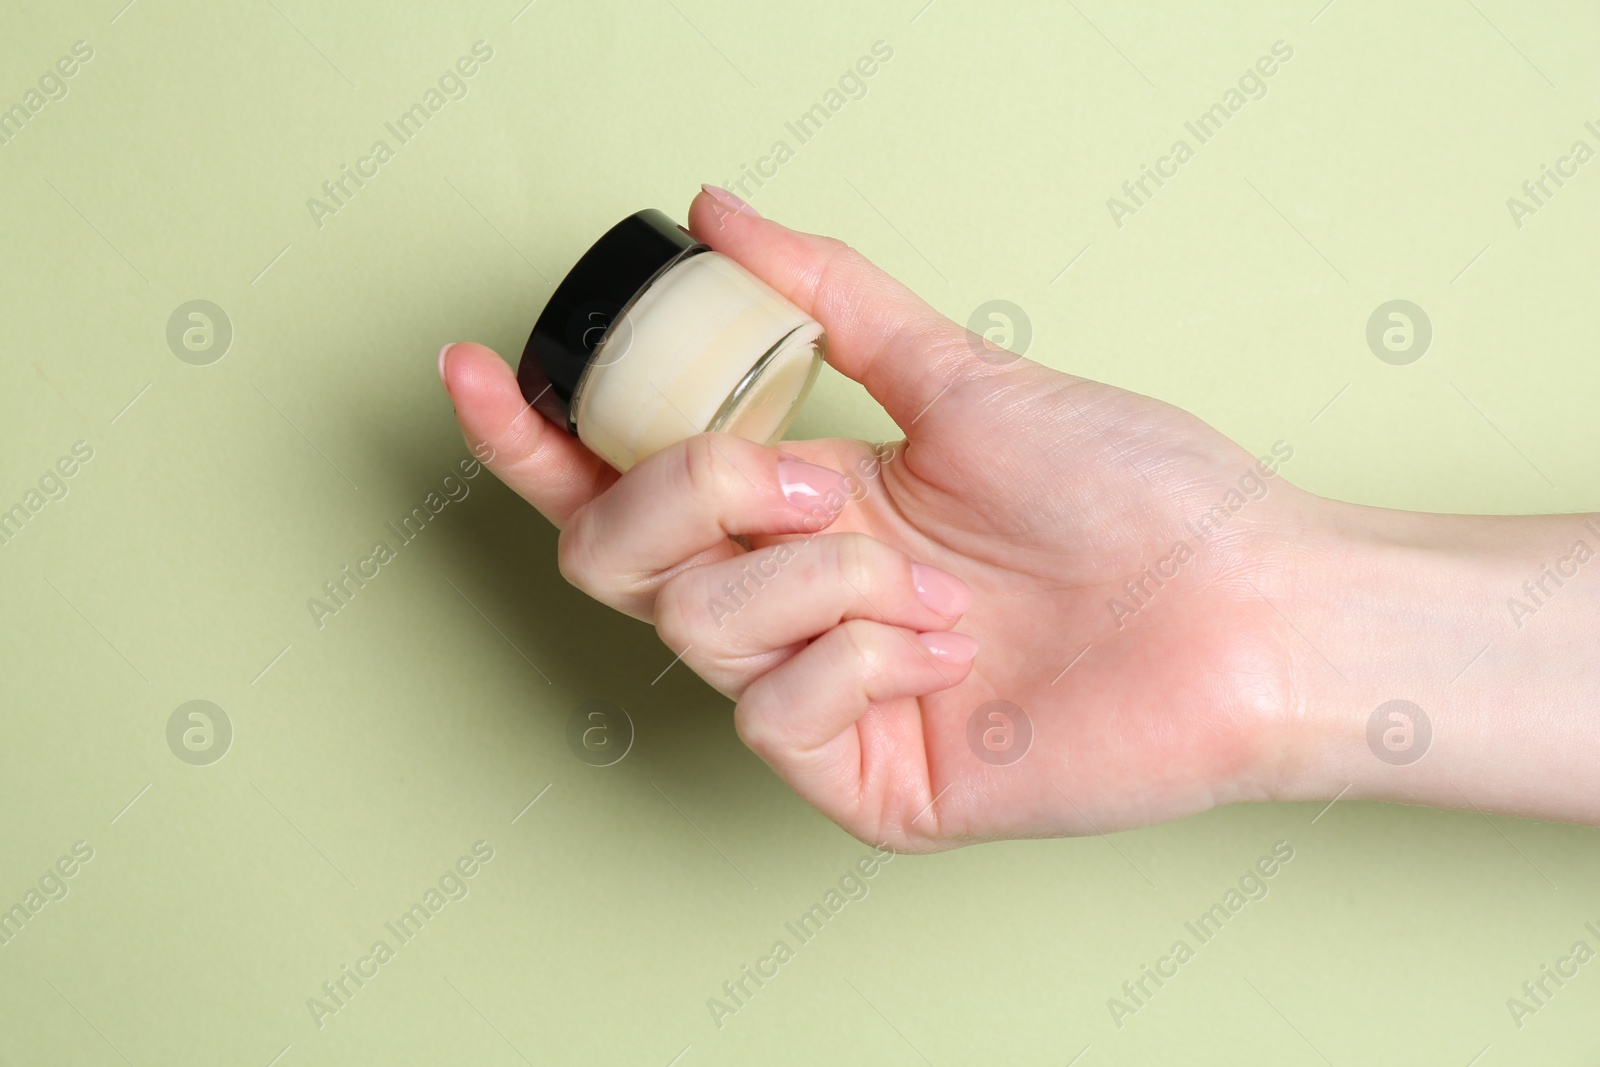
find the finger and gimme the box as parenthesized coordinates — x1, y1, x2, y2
(440, 342, 615, 529)
(734, 619, 978, 819)
(559, 433, 852, 619)
(687, 185, 988, 434)
(655, 532, 973, 694)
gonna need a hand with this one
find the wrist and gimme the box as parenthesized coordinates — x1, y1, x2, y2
(1267, 496, 1600, 821)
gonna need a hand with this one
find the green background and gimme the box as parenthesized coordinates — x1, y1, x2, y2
(2, 0, 1598, 1063)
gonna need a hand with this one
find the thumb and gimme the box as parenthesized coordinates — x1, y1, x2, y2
(687, 185, 993, 435)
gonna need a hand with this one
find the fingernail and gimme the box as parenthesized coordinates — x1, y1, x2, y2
(701, 183, 760, 219)
(918, 631, 979, 664)
(911, 563, 972, 618)
(777, 459, 848, 514)
(438, 343, 456, 383)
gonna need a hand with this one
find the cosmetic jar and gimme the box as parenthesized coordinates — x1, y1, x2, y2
(518, 209, 825, 472)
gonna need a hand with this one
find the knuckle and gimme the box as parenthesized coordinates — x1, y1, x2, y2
(845, 824, 883, 850)
(816, 235, 861, 269)
(679, 434, 739, 502)
(652, 573, 700, 651)
(830, 532, 881, 600)
(732, 690, 779, 760)
(806, 236, 865, 307)
(555, 519, 595, 590)
(834, 619, 886, 682)
(497, 415, 538, 464)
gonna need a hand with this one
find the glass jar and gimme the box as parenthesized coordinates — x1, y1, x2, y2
(519, 209, 825, 472)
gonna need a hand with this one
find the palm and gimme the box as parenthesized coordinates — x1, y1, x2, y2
(774, 363, 1301, 849)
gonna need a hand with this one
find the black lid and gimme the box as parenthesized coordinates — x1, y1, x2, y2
(518, 209, 705, 432)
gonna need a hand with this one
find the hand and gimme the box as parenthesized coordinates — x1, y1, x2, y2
(439, 186, 1326, 851)
(440, 187, 1600, 849)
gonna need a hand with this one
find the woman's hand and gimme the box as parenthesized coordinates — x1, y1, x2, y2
(439, 186, 1600, 849)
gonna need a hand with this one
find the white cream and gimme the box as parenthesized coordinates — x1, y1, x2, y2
(571, 251, 823, 471)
